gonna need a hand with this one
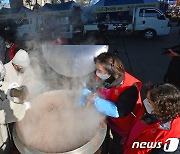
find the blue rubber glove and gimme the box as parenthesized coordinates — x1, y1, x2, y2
(79, 88, 92, 106)
(79, 88, 119, 118)
(94, 96, 119, 118)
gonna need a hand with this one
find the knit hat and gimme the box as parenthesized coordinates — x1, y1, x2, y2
(12, 49, 30, 67)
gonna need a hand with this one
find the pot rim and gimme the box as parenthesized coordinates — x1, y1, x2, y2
(13, 123, 107, 154)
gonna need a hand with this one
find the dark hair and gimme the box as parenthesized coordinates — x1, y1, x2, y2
(94, 52, 125, 78)
(4, 37, 14, 44)
(146, 83, 180, 122)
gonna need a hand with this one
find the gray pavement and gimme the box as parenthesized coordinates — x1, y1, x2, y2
(108, 24, 180, 84)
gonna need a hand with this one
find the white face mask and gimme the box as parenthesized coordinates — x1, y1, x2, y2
(6, 45, 11, 48)
(143, 98, 154, 114)
(96, 71, 110, 80)
(57, 38, 61, 43)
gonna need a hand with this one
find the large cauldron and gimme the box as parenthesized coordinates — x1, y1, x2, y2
(13, 90, 107, 154)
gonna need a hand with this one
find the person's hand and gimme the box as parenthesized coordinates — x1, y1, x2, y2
(9, 86, 28, 102)
(168, 48, 178, 57)
(86, 93, 96, 104)
(79, 88, 92, 106)
(83, 93, 96, 111)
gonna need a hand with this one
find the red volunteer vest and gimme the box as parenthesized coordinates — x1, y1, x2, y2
(98, 72, 143, 139)
(9, 44, 17, 60)
(124, 117, 180, 154)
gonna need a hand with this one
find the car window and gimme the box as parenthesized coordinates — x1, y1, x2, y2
(139, 9, 144, 17)
(139, 9, 163, 18)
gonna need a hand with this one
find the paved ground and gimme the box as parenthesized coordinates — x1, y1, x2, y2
(108, 23, 180, 84)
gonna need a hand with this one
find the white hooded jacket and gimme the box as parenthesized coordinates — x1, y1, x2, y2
(4, 60, 23, 86)
(0, 82, 26, 153)
(0, 60, 27, 153)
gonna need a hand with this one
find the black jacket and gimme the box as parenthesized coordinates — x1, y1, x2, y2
(164, 56, 180, 89)
(116, 85, 138, 117)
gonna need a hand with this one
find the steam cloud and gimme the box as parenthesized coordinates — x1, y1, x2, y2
(15, 41, 106, 153)
(17, 90, 105, 153)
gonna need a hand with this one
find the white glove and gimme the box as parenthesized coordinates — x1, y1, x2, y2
(24, 102, 31, 110)
(7, 82, 20, 103)
(8, 82, 20, 89)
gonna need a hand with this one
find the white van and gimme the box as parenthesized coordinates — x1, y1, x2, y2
(17, 15, 44, 39)
(16, 14, 74, 39)
(126, 7, 170, 39)
(84, 7, 170, 39)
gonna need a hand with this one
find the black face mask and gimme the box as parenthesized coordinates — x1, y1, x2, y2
(103, 73, 125, 89)
(103, 75, 116, 88)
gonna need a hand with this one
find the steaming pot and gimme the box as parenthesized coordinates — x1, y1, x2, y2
(13, 90, 107, 154)
(13, 124, 106, 154)
(13, 45, 108, 153)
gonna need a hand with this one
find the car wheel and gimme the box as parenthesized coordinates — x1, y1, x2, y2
(143, 29, 156, 39)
